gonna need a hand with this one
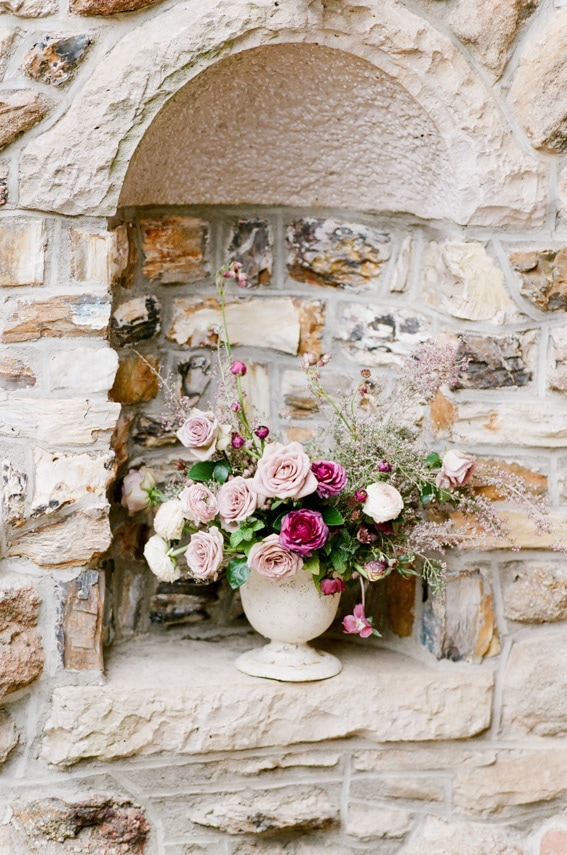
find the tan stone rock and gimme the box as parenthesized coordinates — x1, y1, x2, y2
(0, 397, 120, 445)
(501, 561, 567, 622)
(351, 745, 498, 773)
(240, 362, 270, 423)
(70, 0, 162, 14)
(350, 775, 445, 802)
(0, 585, 44, 698)
(549, 326, 567, 390)
(0, 356, 35, 389)
(386, 572, 415, 638)
(399, 816, 525, 854)
(389, 236, 413, 293)
(111, 296, 161, 346)
(30, 448, 115, 517)
(279, 370, 351, 420)
(0, 709, 18, 764)
(2, 294, 110, 342)
(450, 0, 540, 76)
(295, 299, 325, 356)
(0, 91, 48, 149)
(70, 226, 130, 287)
(22, 35, 90, 87)
(346, 804, 413, 840)
(434, 398, 567, 447)
(61, 571, 105, 671)
(140, 215, 209, 284)
(0, 0, 56, 14)
(0, 30, 17, 81)
(42, 639, 494, 766)
(109, 354, 159, 405)
(168, 297, 300, 355)
(1, 459, 27, 527)
(474, 459, 547, 500)
(0, 219, 44, 287)
(510, 248, 567, 312)
(430, 391, 457, 432)
(49, 346, 118, 394)
(9, 506, 112, 567)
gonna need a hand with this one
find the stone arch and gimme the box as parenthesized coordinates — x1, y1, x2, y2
(19, 0, 546, 225)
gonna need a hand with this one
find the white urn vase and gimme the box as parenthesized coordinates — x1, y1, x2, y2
(235, 566, 342, 682)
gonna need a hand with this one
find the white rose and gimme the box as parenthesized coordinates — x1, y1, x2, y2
(143, 535, 181, 582)
(153, 499, 185, 540)
(216, 423, 232, 453)
(121, 466, 156, 515)
(362, 482, 404, 524)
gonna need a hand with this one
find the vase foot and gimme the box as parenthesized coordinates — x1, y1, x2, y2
(235, 640, 342, 682)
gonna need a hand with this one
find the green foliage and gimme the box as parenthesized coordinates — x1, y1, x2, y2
(226, 558, 250, 589)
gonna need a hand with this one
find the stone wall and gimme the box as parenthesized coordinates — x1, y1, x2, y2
(1, 0, 567, 852)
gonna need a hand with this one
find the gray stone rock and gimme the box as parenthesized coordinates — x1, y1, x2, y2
(0, 709, 18, 764)
(22, 35, 91, 86)
(111, 296, 161, 347)
(336, 304, 430, 365)
(452, 333, 535, 388)
(1, 459, 27, 526)
(227, 218, 273, 287)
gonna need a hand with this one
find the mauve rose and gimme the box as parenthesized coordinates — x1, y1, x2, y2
(311, 460, 347, 498)
(279, 509, 329, 556)
(436, 450, 475, 490)
(251, 442, 318, 500)
(180, 482, 217, 525)
(362, 482, 404, 524)
(121, 466, 156, 515)
(176, 409, 223, 461)
(217, 476, 259, 531)
(153, 499, 185, 540)
(185, 526, 224, 581)
(248, 534, 303, 580)
(143, 535, 180, 582)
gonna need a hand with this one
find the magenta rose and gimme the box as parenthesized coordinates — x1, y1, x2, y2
(311, 460, 347, 498)
(279, 509, 329, 557)
(320, 577, 346, 596)
(248, 534, 303, 580)
(252, 441, 318, 500)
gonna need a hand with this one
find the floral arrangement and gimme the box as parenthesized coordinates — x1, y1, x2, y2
(121, 263, 550, 639)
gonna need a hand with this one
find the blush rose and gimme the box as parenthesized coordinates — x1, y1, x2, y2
(436, 450, 475, 490)
(216, 476, 260, 531)
(176, 409, 230, 461)
(180, 482, 218, 525)
(252, 442, 318, 500)
(185, 526, 224, 581)
(121, 466, 156, 515)
(248, 534, 303, 580)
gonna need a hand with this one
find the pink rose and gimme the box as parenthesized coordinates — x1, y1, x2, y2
(342, 603, 375, 638)
(436, 450, 475, 490)
(362, 482, 404, 524)
(217, 476, 259, 531)
(320, 577, 345, 595)
(279, 509, 329, 556)
(180, 482, 218, 525)
(185, 526, 224, 581)
(311, 460, 347, 498)
(176, 409, 224, 461)
(121, 466, 156, 515)
(251, 442, 318, 500)
(248, 534, 303, 580)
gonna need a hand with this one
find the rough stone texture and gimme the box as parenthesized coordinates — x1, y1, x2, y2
(541, 830, 567, 855)
(350, 775, 445, 803)
(510, 10, 567, 152)
(0, 355, 36, 389)
(227, 218, 272, 287)
(30, 448, 115, 517)
(549, 326, 567, 390)
(0, 586, 44, 698)
(351, 745, 498, 773)
(501, 561, 567, 622)
(0, 30, 17, 81)
(1, 459, 27, 526)
(9, 506, 112, 567)
(399, 816, 525, 854)
(41, 639, 494, 766)
(287, 218, 390, 289)
(168, 297, 300, 354)
(49, 346, 118, 394)
(0, 219, 44, 287)
(10, 797, 150, 854)
(60, 571, 105, 670)
(111, 296, 161, 346)
(2, 294, 110, 342)
(140, 216, 209, 284)
(501, 633, 567, 736)
(177, 354, 211, 405)
(279, 370, 350, 420)
(130, 414, 176, 448)
(0, 0, 56, 13)
(70, 0, 162, 14)
(109, 354, 159, 405)
(71, 227, 130, 287)
(336, 304, 430, 366)
(452, 332, 536, 389)
(510, 249, 567, 312)
(473, 459, 548, 501)
(22, 35, 91, 86)
(0, 709, 18, 764)
(389, 236, 413, 293)
(434, 398, 567, 447)
(0, 398, 120, 445)
(421, 571, 499, 661)
(450, 0, 539, 76)
(423, 242, 521, 323)
(346, 803, 413, 840)
(0, 91, 48, 150)
(295, 299, 326, 356)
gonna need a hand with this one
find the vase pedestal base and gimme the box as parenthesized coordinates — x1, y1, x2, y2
(235, 640, 342, 682)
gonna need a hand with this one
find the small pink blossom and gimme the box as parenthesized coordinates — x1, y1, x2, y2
(254, 425, 270, 439)
(311, 460, 347, 498)
(364, 558, 389, 581)
(355, 489, 368, 503)
(320, 577, 346, 596)
(342, 604, 374, 638)
(230, 360, 247, 376)
(232, 433, 245, 449)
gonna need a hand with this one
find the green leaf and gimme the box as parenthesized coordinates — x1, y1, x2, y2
(303, 554, 320, 575)
(230, 529, 247, 549)
(226, 558, 250, 589)
(420, 483, 435, 504)
(425, 452, 441, 469)
(187, 461, 216, 482)
(322, 507, 344, 526)
(213, 460, 231, 484)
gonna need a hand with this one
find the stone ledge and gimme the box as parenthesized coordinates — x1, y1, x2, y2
(42, 638, 494, 768)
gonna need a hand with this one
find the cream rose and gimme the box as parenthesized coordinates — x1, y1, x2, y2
(176, 409, 221, 461)
(362, 482, 404, 524)
(217, 477, 259, 531)
(248, 533, 303, 581)
(251, 442, 318, 500)
(185, 526, 224, 581)
(121, 466, 156, 515)
(143, 535, 180, 582)
(436, 450, 475, 490)
(153, 499, 185, 540)
(180, 482, 218, 525)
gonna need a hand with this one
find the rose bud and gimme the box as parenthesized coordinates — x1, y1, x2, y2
(355, 489, 368, 503)
(356, 524, 378, 544)
(320, 577, 346, 596)
(360, 369, 372, 379)
(230, 360, 247, 376)
(231, 433, 245, 448)
(377, 460, 392, 473)
(230, 402, 241, 412)
(254, 425, 270, 439)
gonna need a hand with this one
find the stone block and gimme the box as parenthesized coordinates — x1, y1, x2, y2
(349, 775, 445, 803)
(287, 218, 390, 290)
(71, 227, 130, 287)
(0, 709, 18, 764)
(0, 397, 120, 445)
(227, 218, 273, 287)
(433, 398, 567, 447)
(9, 506, 112, 567)
(510, 249, 567, 312)
(140, 216, 209, 284)
(60, 571, 104, 670)
(109, 354, 159, 405)
(2, 294, 110, 342)
(473, 459, 547, 501)
(452, 332, 536, 388)
(346, 803, 413, 840)
(421, 571, 499, 661)
(22, 35, 91, 86)
(1, 459, 27, 527)
(336, 304, 430, 366)
(398, 816, 525, 854)
(70, 0, 162, 13)
(49, 346, 118, 394)
(541, 830, 567, 855)
(549, 326, 567, 390)
(111, 296, 161, 346)
(351, 745, 497, 773)
(0, 91, 48, 150)
(10, 796, 150, 854)
(389, 236, 413, 293)
(30, 447, 115, 518)
(177, 354, 211, 406)
(0, 219, 44, 287)
(130, 414, 176, 448)
(0, 30, 16, 81)
(501, 632, 567, 736)
(295, 299, 325, 357)
(0, 356, 35, 389)
(0, 0, 55, 13)
(423, 241, 520, 323)
(501, 560, 567, 622)
(41, 639, 494, 766)
(279, 369, 350, 420)
(168, 297, 300, 354)
(0, 585, 44, 698)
